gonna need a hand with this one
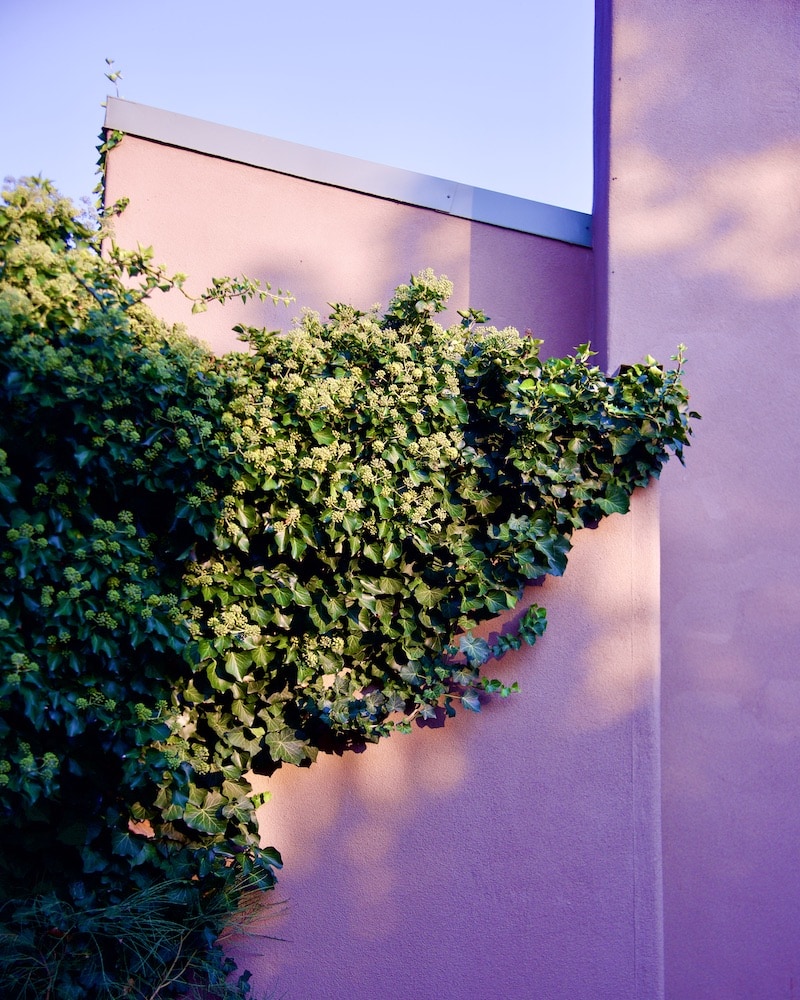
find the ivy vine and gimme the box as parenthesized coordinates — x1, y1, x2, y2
(0, 177, 695, 997)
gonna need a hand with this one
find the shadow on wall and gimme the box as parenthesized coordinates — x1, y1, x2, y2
(613, 140, 800, 299)
(612, 13, 800, 301)
(235, 490, 660, 1000)
(468, 222, 595, 358)
(605, 5, 800, 998)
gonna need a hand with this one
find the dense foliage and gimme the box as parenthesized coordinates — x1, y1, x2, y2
(0, 178, 694, 996)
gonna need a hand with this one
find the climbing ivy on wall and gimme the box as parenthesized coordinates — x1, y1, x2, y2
(0, 177, 695, 997)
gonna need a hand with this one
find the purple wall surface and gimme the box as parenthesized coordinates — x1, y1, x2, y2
(595, 1, 800, 997)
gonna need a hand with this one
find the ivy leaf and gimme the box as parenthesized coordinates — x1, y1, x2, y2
(110, 829, 157, 866)
(458, 633, 491, 666)
(383, 540, 402, 563)
(324, 594, 348, 620)
(413, 580, 447, 609)
(534, 534, 571, 575)
(206, 662, 233, 692)
(596, 483, 631, 516)
(265, 728, 307, 766)
(484, 590, 513, 614)
(472, 493, 502, 516)
(363, 542, 382, 563)
(231, 699, 255, 726)
(544, 383, 571, 400)
(250, 789, 272, 809)
(224, 650, 252, 682)
(384, 692, 406, 713)
(290, 536, 308, 560)
(227, 728, 264, 755)
(183, 788, 228, 835)
(461, 688, 482, 712)
(611, 431, 640, 456)
(291, 582, 313, 607)
(519, 604, 548, 644)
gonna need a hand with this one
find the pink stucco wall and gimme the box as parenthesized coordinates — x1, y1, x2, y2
(239, 490, 661, 1000)
(104, 108, 664, 998)
(595, 1, 800, 997)
(104, 136, 593, 360)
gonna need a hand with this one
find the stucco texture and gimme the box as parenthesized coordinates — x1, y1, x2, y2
(237, 489, 661, 1000)
(595, 1, 800, 997)
(104, 136, 593, 360)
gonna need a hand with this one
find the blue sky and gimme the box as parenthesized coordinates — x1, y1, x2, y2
(2, 0, 594, 213)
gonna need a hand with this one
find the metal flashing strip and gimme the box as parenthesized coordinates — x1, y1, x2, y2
(104, 98, 592, 248)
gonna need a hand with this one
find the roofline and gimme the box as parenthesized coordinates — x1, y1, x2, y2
(104, 98, 592, 248)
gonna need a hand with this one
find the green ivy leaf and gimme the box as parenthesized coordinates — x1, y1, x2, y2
(596, 483, 631, 516)
(265, 728, 307, 766)
(224, 650, 252, 682)
(183, 787, 228, 835)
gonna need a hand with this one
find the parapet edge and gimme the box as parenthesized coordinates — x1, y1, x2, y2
(104, 98, 592, 248)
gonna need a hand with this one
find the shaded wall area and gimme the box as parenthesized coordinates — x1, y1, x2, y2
(595, 1, 800, 996)
(238, 490, 661, 1000)
(104, 136, 594, 359)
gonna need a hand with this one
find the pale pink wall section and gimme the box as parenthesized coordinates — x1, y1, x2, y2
(104, 137, 593, 358)
(596, 1, 800, 997)
(238, 489, 661, 1000)
(105, 130, 664, 998)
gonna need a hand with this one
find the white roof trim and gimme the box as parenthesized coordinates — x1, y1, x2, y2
(104, 98, 592, 248)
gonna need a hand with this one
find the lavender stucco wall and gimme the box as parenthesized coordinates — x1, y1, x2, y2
(595, 1, 800, 997)
(105, 116, 664, 999)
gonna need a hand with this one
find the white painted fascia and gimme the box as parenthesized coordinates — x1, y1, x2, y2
(104, 98, 592, 248)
